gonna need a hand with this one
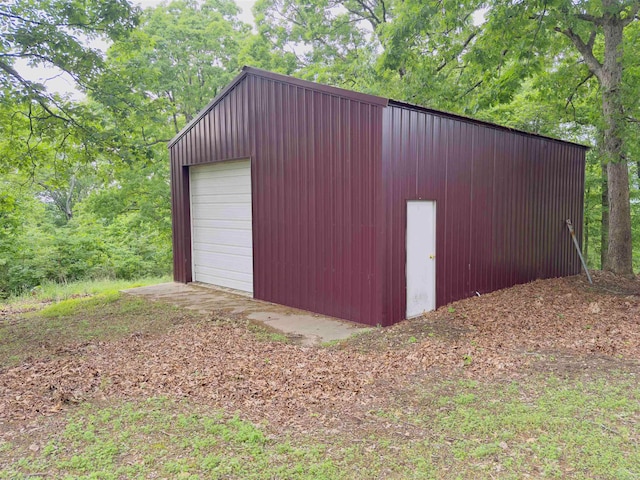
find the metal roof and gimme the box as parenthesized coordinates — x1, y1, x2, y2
(388, 99, 589, 150)
(169, 66, 589, 150)
(168, 66, 388, 148)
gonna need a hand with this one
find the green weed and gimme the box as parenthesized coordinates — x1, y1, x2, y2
(2, 276, 169, 310)
(246, 322, 290, 343)
(0, 398, 344, 479)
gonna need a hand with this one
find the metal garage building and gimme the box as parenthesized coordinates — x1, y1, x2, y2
(169, 66, 587, 327)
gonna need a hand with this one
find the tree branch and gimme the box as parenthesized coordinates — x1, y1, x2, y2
(554, 26, 603, 80)
(458, 79, 483, 100)
(0, 59, 72, 124)
(143, 139, 173, 146)
(380, 0, 387, 23)
(0, 8, 117, 34)
(436, 31, 477, 72)
(565, 71, 594, 110)
(576, 13, 604, 25)
(350, 0, 381, 26)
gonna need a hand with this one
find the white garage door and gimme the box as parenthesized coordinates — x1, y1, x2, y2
(190, 160, 253, 293)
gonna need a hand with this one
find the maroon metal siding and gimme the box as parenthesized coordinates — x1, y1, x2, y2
(170, 72, 386, 325)
(248, 75, 385, 325)
(381, 104, 586, 325)
(170, 76, 252, 282)
(171, 68, 586, 327)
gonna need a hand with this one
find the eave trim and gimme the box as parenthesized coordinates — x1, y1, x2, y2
(388, 100, 590, 150)
(168, 69, 248, 148)
(169, 66, 389, 149)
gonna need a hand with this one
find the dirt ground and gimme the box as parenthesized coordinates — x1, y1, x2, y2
(1, 272, 638, 437)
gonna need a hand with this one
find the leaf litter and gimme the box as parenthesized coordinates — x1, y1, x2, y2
(0, 272, 638, 434)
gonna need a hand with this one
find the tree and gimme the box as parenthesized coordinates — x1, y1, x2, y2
(0, 0, 140, 175)
(368, 0, 639, 274)
(1, 0, 284, 295)
(546, 0, 637, 275)
(95, 0, 253, 144)
(0, 0, 139, 115)
(253, 0, 390, 91)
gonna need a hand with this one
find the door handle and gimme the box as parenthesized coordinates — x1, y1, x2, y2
(429, 254, 435, 260)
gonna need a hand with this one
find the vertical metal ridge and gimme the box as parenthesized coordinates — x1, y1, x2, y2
(380, 104, 586, 325)
(210, 75, 385, 325)
(170, 75, 585, 327)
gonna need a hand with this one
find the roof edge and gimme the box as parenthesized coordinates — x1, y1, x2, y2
(388, 100, 590, 150)
(241, 66, 389, 107)
(168, 69, 248, 148)
(169, 68, 589, 151)
(169, 66, 389, 149)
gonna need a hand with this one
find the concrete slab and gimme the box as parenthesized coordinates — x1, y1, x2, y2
(122, 283, 371, 345)
(246, 311, 369, 346)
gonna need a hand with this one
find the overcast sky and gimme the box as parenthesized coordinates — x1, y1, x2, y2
(18, 0, 256, 98)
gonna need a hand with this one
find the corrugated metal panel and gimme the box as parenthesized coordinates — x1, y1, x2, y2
(170, 72, 385, 325)
(170, 76, 252, 283)
(381, 104, 586, 325)
(248, 75, 384, 325)
(171, 69, 585, 327)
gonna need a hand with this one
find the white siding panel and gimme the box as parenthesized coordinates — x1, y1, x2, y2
(191, 193, 252, 205)
(193, 203, 251, 220)
(192, 218, 251, 230)
(192, 227, 252, 248)
(190, 182, 251, 195)
(192, 242, 251, 257)
(190, 160, 253, 293)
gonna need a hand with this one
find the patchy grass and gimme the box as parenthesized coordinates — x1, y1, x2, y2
(0, 398, 341, 480)
(0, 293, 198, 368)
(38, 291, 123, 318)
(1, 276, 169, 313)
(368, 375, 640, 479)
(1, 376, 638, 479)
(246, 320, 290, 343)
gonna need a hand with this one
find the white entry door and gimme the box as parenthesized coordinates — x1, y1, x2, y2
(190, 160, 253, 293)
(406, 200, 436, 318)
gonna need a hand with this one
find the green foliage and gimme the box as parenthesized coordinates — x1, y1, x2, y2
(583, 150, 607, 268)
(0, 0, 296, 298)
(94, 0, 269, 141)
(2, 0, 639, 292)
(0, 0, 138, 92)
(254, 0, 387, 92)
(0, 0, 140, 172)
(0, 198, 172, 297)
(0, 0, 266, 297)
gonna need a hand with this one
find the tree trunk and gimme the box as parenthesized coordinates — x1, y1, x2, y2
(601, 14, 633, 275)
(600, 163, 609, 269)
(584, 185, 590, 263)
(607, 161, 632, 274)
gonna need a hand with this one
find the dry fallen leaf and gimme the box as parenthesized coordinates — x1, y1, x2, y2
(0, 272, 637, 433)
